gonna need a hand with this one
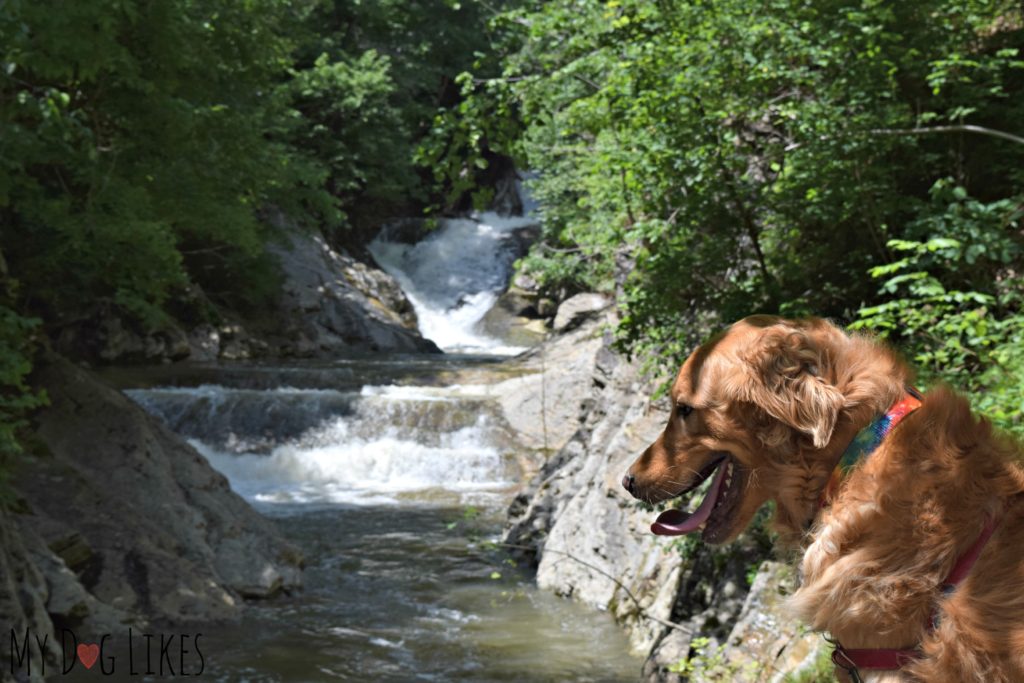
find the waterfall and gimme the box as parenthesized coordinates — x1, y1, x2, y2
(128, 380, 515, 507)
(128, 189, 544, 503)
(118, 178, 642, 681)
(368, 211, 538, 355)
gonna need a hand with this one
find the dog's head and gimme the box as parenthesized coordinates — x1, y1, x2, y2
(623, 315, 863, 543)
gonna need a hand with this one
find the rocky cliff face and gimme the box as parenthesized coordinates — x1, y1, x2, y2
(1, 356, 302, 682)
(54, 219, 438, 365)
(502, 306, 824, 682)
(265, 228, 439, 356)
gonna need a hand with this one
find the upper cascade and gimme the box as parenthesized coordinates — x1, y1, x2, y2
(369, 210, 538, 355)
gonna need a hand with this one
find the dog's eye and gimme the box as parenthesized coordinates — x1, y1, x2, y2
(677, 404, 694, 418)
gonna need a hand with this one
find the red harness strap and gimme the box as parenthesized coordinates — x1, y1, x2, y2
(830, 514, 1002, 677)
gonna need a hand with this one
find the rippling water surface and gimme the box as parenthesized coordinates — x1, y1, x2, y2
(118, 358, 642, 682)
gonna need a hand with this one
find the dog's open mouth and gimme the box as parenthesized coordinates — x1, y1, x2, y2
(651, 455, 746, 542)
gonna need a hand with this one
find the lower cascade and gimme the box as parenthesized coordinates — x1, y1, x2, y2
(117, 199, 645, 679)
(128, 380, 514, 506)
(125, 352, 641, 680)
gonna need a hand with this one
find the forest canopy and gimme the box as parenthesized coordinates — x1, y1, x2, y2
(424, 0, 1024, 431)
(0, 0, 499, 457)
(1, 0, 1022, 455)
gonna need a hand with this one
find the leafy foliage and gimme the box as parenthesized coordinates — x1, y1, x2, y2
(286, 0, 505, 230)
(426, 0, 1024, 389)
(853, 181, 1024, 435)
(0, 0, 502, 461)
(414, 0, 1024, 441)
(669, 635, 765, 681)
(1, 0, 318, 327)
(0, 272, 47, 496)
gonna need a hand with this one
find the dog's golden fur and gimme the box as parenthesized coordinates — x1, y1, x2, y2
(624, 316, 1024, 682)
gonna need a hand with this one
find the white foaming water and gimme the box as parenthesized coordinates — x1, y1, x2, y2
(358, 383, 493, 401)
(193, 417, 508, 506)
(368, 212, 538, 354)
(136, 382, 515, 507)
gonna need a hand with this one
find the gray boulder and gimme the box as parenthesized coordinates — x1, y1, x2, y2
(10, 356, 303, 636)
(268, 229, 439, 355)
(504, 329, 690, 655)
(489, 321, 607, 452)
(552, 293, 612, 332)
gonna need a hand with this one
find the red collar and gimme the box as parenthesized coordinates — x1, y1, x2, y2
(829, 512, 1003, 676)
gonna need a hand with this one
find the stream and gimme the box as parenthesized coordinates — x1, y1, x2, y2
(120, 211, 643, 681)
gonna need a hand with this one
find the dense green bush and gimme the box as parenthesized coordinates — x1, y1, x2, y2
(854, 180, 1024, 435)
(1, 0, 321, 328)
(425, 0, 1024, 427)
(0, 277, 46, 497)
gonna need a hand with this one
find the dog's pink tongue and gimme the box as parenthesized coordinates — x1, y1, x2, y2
(651, 460, 727, 536)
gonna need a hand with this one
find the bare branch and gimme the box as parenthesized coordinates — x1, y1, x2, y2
(785, 123, 1024, 152)
(572, 73, 602, 92)
(868, 124, 1024, 146)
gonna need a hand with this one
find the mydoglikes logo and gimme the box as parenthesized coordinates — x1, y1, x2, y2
(8, 628, 205, 678)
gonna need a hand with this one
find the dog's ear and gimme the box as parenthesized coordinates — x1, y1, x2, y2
(741, 326, 845, 449)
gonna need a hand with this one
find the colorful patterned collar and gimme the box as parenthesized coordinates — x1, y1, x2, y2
(818, 387, 923, 508)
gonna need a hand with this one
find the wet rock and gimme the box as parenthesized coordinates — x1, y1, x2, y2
(12, 355, 303, 632)
(268, 228, 439, 355)
(479, 288, 548, 348)
(494, 286, 542, 319)
(161, 326, 192, 361)
(187, 323, 220, 362)
(552, 292, 612, 332)
(53, 305, 197, 366)
(340, 258, 418, 330)
(219, 337, 252, 361)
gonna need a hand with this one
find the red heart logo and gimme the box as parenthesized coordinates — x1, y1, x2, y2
(77, 643, 100, 670)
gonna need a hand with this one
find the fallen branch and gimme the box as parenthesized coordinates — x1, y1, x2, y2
(497, 542, 690, 634)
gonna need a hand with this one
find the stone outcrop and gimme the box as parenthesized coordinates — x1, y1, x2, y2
(717, 562, 823, 681)
(551, 292, 612, 332)
(0, 355, 303, 679)
(502, 302, 825, 682)
(53, 218, 438, 365)
(266, 229, 439, 356)
(488, 320, 609, 452)
(53, 306, 193, 365)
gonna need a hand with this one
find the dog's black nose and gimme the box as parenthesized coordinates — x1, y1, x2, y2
(622, 473, 635, 494)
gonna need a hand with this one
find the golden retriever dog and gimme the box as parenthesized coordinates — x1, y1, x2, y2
(622, 315, 1024, 682)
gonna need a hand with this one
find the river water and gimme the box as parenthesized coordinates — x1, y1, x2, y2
(121, 212, 643, 681)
